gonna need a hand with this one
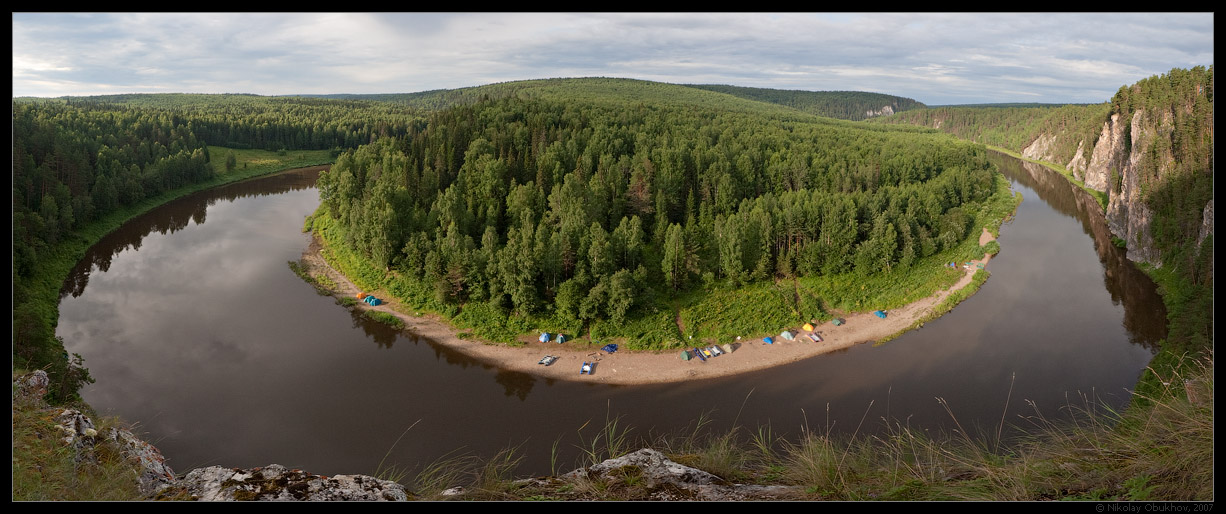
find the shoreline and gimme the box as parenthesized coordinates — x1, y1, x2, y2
(300, 228, 996, 386)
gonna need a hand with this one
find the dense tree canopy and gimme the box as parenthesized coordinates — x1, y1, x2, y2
(315, 83, 996, 326)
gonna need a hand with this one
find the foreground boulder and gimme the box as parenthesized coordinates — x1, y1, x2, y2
(559, 448, 799, 501)
(176, 465, 410, 501)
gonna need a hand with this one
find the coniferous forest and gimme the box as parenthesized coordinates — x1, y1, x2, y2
(13, 79, 1007, 400)
(11, 70, 1213, 501)
(14, 70, 1209, 402)
(311, 79, 1003, 345)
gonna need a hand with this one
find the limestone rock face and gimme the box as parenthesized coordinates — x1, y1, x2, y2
(1105, 109, 1160, 266)
(1084, 113, 1124, 193)
(1021, 133, 1057, 162)
(865, 105, 895, 118)
(1197, 199, 1213, 248)
(178, 464, 410, 501)
(1066, 140, 1088, 180)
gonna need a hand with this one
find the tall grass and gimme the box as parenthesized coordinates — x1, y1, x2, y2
(391, 353, 1210, 501)
(11, 409, 145, 501)
(574, 405, 636, 468)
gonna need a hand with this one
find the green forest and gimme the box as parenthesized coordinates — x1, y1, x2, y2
(10, 70, 1213, 502)
(11, 71, 1209, 402)
(12, 79, 1006, 401)
(310, 79, 1007, 346)
(11, 94, 418, 400)
(685, 84, 926, 120)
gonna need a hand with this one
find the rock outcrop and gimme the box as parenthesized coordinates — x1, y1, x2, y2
(16, 371, 800, 501)
(1018, 98, 1212, 269)
(1198, 199, 1213, 248)
(865, 104, 895, 118)
(12, 370, 408, 501)
(1021, 133, 1058, 163)
(560, 448, 799, 500)
(1082, 112, 1126, 193)
(1105, 109, 1162, 266)
(176, 465, 410, 501)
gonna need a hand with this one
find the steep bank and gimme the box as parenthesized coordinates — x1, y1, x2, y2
(885, 67, 1213, 272)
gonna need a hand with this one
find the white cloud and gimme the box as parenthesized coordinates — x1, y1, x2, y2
(11, 12, 1214, 103)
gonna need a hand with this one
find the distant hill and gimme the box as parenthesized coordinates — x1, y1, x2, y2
(921, 103, 1098, 109)
(297, 78, 823, 119)
(683, 84, 926, 121)
(293, 79, 924, 122)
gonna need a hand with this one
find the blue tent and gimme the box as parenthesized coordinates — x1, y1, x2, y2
(555, 334, 568, 344)
(601, 343, 618, 353)
(539, 332, 551, 343)
(764, 337, 775, 344)
(873, 310, 887, 319)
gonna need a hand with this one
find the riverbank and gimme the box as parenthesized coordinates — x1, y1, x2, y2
(300, 228, 997, 385)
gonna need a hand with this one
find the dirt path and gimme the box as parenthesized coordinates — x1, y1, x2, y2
(300, 228, 997, 385)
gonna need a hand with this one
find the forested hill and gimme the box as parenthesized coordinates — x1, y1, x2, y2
(684, 84, 926, 120)
(299, 78, 924, 121)
(303, 78, 814, 118)
(11, 78, 975, 402)
(871, 102, 1112, 167)
(314, 77, 1006, 348)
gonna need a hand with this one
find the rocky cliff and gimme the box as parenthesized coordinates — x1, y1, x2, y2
(1018, 72, 1213, 269)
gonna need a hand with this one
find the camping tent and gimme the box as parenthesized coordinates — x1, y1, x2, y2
(873, 310, 887, 319)
(764, 337, 775, 344)
(555, 334, 568, 344)
(601, 343, 618, 353)
(802, 323, 814, 331)
(539, 333, 551, 343)
(832, 318, 844, 326)
(780, 330, 796, 340)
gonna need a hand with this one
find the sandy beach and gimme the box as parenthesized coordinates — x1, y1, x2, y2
(301, 228, 995, 385)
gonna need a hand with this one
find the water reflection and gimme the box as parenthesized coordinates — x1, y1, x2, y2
(60, 167, 325, 300)
(990, 153, 1166, 350)
(57, 157, 1168, 479)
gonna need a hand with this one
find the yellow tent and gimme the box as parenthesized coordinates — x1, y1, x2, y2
(802, 323, 814, 331)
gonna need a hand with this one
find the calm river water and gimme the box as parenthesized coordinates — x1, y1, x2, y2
(58, 154, 1166, 478)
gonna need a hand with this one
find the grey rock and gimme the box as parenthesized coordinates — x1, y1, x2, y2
(179, 464, 410, 501)
(1198, 199, 1213, 248)
(106, 427, 178, 496)
(13, 370, 49, 406)
(563, 448, 798, 501)
(1084, 113, 1124, 193)
(1106, 109, 1161, 266)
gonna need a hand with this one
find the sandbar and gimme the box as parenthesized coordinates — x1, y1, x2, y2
(300, 229, 996, 385)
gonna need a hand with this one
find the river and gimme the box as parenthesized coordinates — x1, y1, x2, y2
(57, 153, 1166, 478)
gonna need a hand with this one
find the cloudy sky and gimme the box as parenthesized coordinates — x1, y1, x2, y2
(12, 13, 1214, 105)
